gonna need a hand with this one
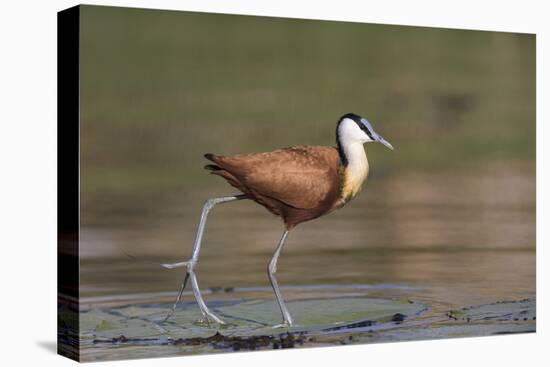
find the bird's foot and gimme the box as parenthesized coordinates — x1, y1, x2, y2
(272, 320, 294, 329)
(161, 259, 226, 326)
(196, 313, 226, 327)
(161, 260, 192, 270)
(201, 307, 226, 325)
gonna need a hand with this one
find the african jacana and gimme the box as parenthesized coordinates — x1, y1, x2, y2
(161, 113, 393, 327)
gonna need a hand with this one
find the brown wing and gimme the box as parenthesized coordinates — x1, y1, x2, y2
(206, 146, 340, 209)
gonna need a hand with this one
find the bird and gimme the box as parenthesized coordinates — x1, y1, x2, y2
(161, 112, 393, 328)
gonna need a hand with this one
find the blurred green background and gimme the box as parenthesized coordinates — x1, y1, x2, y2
(78, 5, 535, 308)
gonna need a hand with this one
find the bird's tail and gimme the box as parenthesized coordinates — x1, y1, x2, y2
(203, 152, 248, 195)
(204, 153, 222, 171)
(204, 164, 221, 171)
(204, 153, 216, 162)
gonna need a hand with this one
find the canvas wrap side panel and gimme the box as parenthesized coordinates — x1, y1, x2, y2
(57, 5, 80, 362)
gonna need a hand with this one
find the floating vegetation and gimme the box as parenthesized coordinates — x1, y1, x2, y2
(59, 288, 535, 361)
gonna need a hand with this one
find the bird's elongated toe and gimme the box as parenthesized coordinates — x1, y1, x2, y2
(272, 321, 294, 329)
(196, 314, 226, 326)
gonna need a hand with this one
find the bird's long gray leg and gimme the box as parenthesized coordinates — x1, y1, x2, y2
(161, 195, 248, 324)
(268, 230, 294, 327)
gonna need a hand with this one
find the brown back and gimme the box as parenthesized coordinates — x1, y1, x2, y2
(208, 146, 341, 210)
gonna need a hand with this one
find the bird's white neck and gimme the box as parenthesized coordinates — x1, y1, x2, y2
(343, 140, 368, 170)
(338, 140, 369, 201)
(336, 117, 371, 201)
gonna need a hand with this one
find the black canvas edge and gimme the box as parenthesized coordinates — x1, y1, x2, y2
(57, 5, 81, 362)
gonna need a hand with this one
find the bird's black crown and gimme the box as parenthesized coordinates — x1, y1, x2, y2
(340, 112, 362, 122)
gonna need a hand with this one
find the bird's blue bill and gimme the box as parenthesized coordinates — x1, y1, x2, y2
(360, 117, 394, 150)
(375, 134, 394, 150)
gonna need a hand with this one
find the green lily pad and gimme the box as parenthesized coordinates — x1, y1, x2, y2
(81, 296, 424, 341)
(217, 297, 424, 336)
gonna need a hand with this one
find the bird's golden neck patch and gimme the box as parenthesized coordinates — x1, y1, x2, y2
(339, 143, 369, 202)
